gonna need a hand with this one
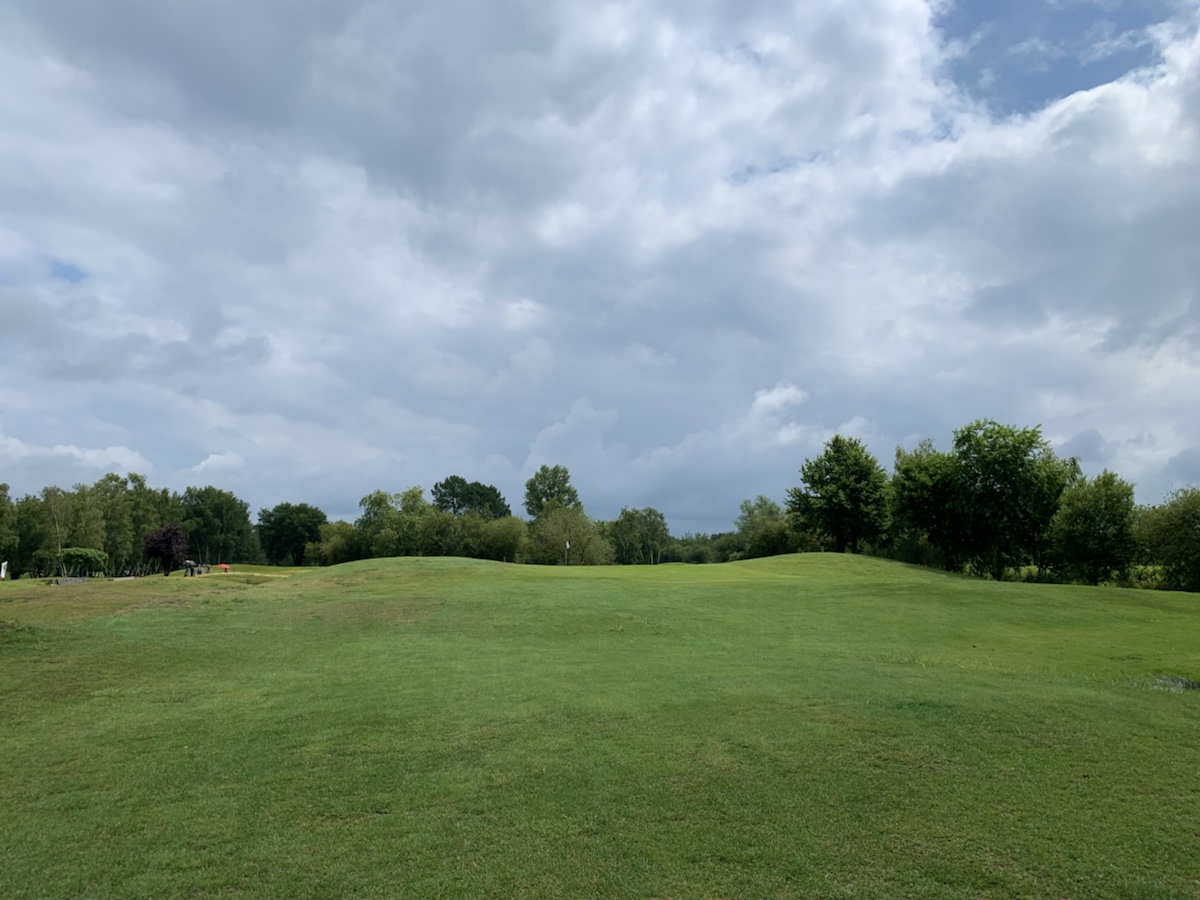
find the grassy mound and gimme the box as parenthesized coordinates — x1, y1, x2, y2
(2, 555, 1198, 897)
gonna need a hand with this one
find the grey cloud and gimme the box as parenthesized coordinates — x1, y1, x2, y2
(0, 289, 57, 340)
(1059, 428, 1113, 464)
(3, 1, 1199, 531)
(1163, 446, 1200, 490)
(7, 0, 353, 133)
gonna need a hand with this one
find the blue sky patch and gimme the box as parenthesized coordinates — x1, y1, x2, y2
(49, 259, 87, 284)
(937, 0, 1175, 116)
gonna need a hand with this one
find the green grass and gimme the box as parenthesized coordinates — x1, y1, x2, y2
(2, 555, 1198, 898)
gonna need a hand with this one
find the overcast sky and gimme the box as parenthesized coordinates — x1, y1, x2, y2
(2, 0, 1198, 533)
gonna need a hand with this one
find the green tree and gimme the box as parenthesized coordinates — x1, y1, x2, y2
(418, 507, 465, 556)
(789, 435, 889, 554)
(354, 490, 397, 558)
(430, 475, 472, 517)
(1048, 470, 1136, 585)
(394, 487, 433, 556)
(891, 439, 969, 571)
(92, 474, 137, 576)
(12, 495, 49, 577)
(0, 484, 16, 570)
(1142, 487, 1200, 592)
(182, 486, 255, 563)
(529, 506, 612, 565)
(351, 487, 438, 558)
(66, 483, 106, 551)
(39, 486, 71, 565)
(258, 503, 328, 566)
(154, 487, 185, 535)
(307, 520, 366, 566)
(709, 532, 744, 563)
(523, 464, 581, 518)
(735, 495, 783, 537)
(60, 547, 108, 577)
(128, 475, 167, 559)
(608, 507, 672, 565)
(676, 532, 715, 564)
(952, 420, 1075, 580)
(479, 516, 529, 562)
(432, 476, 511, 519)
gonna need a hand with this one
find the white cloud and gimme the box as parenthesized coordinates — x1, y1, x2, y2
(0, 429, 152, 488)
(625, 342, 676, 367)
(1, 0, 1198, 528)
(191, 452, 246, 474)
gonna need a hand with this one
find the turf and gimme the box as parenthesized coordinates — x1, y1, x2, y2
(2, 555, 1198, 898)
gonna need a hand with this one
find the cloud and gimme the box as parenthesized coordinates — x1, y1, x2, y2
(1, 0, 1198, 531)
(191, 452, 246, 475)
(0, 429, 152, 490)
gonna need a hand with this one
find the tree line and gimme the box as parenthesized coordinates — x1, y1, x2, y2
(2, 419, 1197, 591)
(750, 420, 1198, 592)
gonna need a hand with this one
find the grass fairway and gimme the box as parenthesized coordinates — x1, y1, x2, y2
(2, 555, 1198, 898)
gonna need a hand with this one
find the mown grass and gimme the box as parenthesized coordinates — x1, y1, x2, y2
(2, 555, 1198, 898)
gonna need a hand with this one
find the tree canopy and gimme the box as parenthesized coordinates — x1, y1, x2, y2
(1141, 487, 1200, 592)
(258, 503, 327, 567)
(528, 505, 612, 565)
(1048, 470, 1136, 585)
(182, 486, 255, 563)
(523, 465, 581, 519)
(608, 507, 671, 565)
(789, 435, 889, 554)
(431, 476, 511, 519)
(952, 421, 1076, 580)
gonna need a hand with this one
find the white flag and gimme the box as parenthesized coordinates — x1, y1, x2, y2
(1, 561, 7, 581)
(565, 541, 570, 550)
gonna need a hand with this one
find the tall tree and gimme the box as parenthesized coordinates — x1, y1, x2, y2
(608, 507, 672, 565)
(126, 474, 164, 541)
(892, 439, 969, 571)
(12, 495, 49, 577)
(354, 490, 398, 558)
(93, 474, 137, 576)
(733, 496, 796, 559)
(952, 420, 1076, 580)
(307, 520, 367, 566)
(1142, 487, 1200, 592)
(431, 476, 473, 515)
(789, 435, 889, 554)
(182, 486, 254, 563)
(523, 465, 581, 518)
(0, 484, 16, 570)
(67, 483, 106, 551)
(1047, 470, 1136, 585)
(258, 503, 328, 567)
(432, 476, 511, 519)
(39, 486, 71, 565)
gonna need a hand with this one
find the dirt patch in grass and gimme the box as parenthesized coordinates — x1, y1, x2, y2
(1153, 675, 1200, 692)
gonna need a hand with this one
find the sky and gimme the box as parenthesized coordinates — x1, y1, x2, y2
(1, 0, 1198, 534)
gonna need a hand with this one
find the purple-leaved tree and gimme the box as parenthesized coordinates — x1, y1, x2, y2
(144, 524, 189, 576)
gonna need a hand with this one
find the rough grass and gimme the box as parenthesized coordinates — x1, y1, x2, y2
(2, 555, 1198, 898)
